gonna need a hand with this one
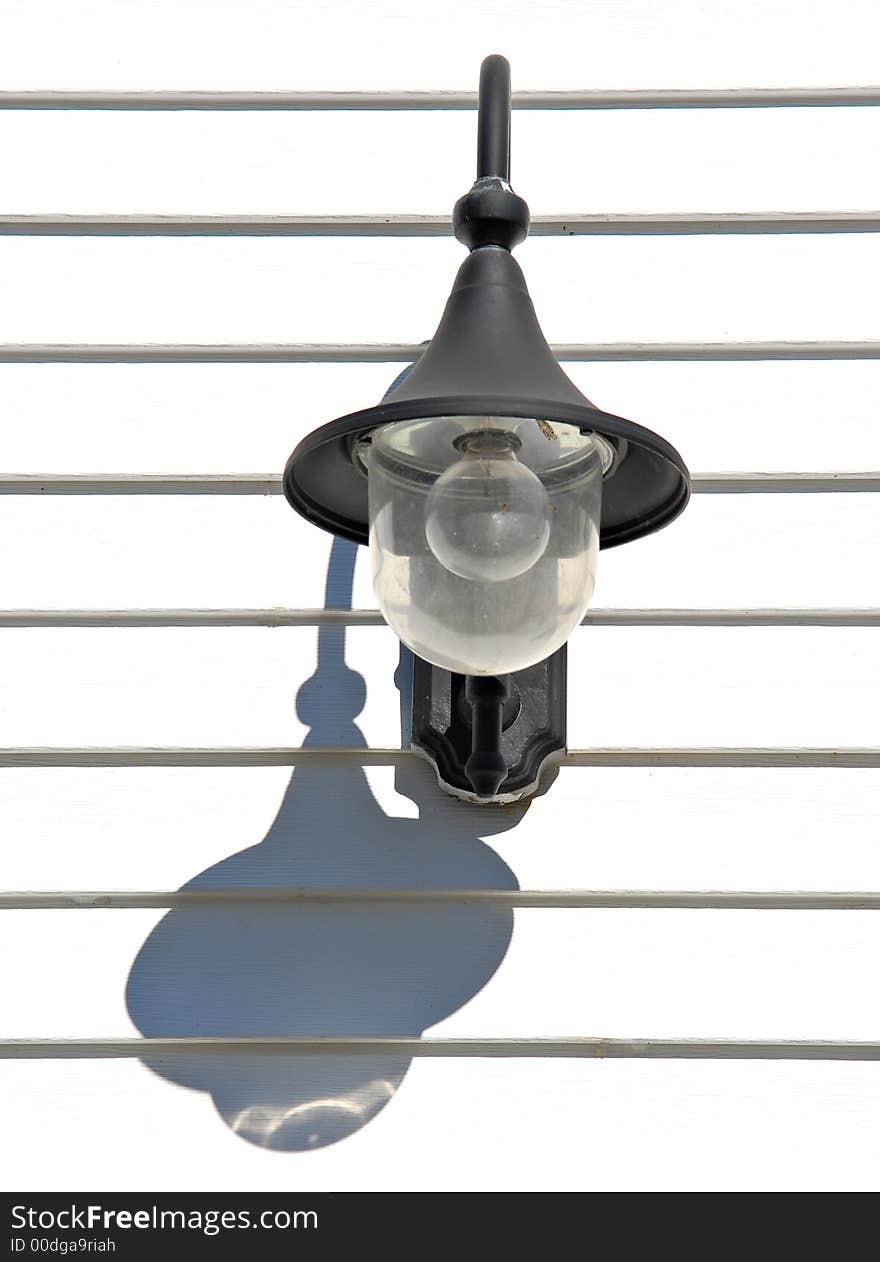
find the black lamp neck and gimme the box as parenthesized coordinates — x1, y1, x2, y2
(452, 55, 530, 252)
(476, 53, 511, 180)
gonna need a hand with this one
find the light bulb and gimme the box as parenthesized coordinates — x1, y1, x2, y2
(368, 415, 604, 676)
(424, 429, 551, 582)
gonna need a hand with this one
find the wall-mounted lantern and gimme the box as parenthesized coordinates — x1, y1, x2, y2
(284, 55, 690, 804)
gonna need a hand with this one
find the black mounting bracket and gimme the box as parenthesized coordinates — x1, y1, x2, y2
(410, 646, 567, 804)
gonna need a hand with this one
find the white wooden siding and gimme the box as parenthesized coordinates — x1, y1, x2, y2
(1, 623, 880, 745)
(2, 0, 880, 1192)
(1, 496, 879, 608)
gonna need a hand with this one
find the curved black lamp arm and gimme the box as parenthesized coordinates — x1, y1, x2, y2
(477, 54, 511, 180)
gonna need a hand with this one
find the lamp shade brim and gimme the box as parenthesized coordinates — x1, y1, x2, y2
(282, 393, 689, 549)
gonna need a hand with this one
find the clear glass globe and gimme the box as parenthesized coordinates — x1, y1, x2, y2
(424, 430, 551, 582)
(368, 416, 608, 676)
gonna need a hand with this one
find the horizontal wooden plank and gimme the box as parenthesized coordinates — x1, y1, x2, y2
(1, 764, 877, 894)
(3, 607, 880, 628)
(0, 498, 336, 607)
(0, 748, 406, 766)
(695, 472, 880, 492)
(5, 109, 880, 223)
(0, 474, 282, 493)
(566, 749, 880, 767)
(2, 747, 880, 767)
(5, 87, 880, 108)
(4, 212, 880, 236)
(2, 1037, 880, 1059)
(583, 608, 880, 626)
(0, 627, 878, 746)
(5, 0, 876, 120)
(3, 1057, 880, 1191)
(1, 471, 877, 493)
(3, 908, 880, 1039)
(0, 496, 878, 608)
(0, 342, 423, 363)
(3, 889, 880, 910)
(6, 239, 880, 355)
(594, 495, 880, 608)
(3, 237, 878, 346)
(0, 608, 387, 626)
(4, 340, 880, 361)
(0, 362, 877, 478)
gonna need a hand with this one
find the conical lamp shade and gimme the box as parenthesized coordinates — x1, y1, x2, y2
(385, 247, 595, 412)
(283, 245, 688, 548)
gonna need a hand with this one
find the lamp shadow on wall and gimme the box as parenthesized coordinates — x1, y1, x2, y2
(126, 538, 525, 1151)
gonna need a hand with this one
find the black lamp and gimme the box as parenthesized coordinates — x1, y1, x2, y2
(284, 54, 690, 804)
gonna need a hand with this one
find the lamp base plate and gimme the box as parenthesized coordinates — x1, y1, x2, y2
(410, 647, 567, 804)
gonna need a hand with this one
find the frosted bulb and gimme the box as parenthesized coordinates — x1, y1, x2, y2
(424, 430, 551, 582)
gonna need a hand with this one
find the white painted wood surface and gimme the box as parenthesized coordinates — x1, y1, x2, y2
(4, 1059, 880, 1192)
(2, 495, 880, 608)
(4, 908, 880, 1039)
(2, 764, 879, 892)
(3, 238, 880, 344)
(1, 624, 880, 746)
(1, 361, 878, 472)
(2, 95, 880, 217)
(3, 0, 880, 1192)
